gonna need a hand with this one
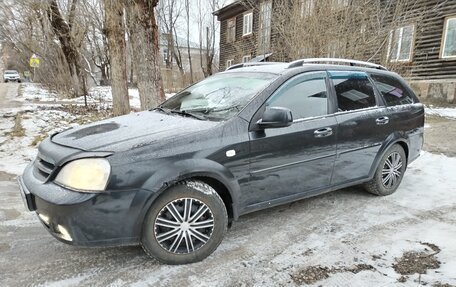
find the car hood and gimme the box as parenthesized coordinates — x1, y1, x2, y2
(51, 111, 219, 152)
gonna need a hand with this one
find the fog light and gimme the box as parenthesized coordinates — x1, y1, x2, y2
(56, 224, 73, 242)
(37, 213, 50, 226)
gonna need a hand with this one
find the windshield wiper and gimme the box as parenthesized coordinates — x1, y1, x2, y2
(152, 106, 170, 115)
(170, 109, 206, 120)
(208, 105, 241, 113)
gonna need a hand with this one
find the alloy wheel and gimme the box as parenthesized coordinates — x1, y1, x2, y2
(154, 198, 214, 254)
(381, 151, 403, 188)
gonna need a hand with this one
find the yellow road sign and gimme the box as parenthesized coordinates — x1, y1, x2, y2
(30, 54, 40, 68)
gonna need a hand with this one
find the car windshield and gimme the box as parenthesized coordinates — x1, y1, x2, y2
(5, 71, 18, 75)
(160, 72, 278, 120)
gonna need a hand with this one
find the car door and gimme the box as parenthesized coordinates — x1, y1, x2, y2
(329, 70, 391, 185)
(242, 71, 338, 208)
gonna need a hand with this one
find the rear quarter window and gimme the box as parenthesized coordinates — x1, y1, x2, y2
(370, 74, 414, 106)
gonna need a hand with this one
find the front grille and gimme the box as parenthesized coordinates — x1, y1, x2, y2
(33, 155, 56, 181)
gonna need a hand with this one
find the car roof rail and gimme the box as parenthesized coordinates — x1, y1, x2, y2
(225, 62, 285, 71)
(287, 58, 388, 70)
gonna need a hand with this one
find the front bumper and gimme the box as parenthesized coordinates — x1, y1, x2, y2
(18, 163, 153, 247)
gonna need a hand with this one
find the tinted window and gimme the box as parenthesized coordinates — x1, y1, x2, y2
(330, 71, 377, 112)
(266, 72, 328, 119)
(162, 72, 278, 121)
(371, 74, 414, 106)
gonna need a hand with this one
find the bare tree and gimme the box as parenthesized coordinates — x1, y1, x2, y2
(185, 0, 193, 82)
(103, 0, 130, 115)
(157, 0, 183, 69)
(127, 0, 165, 110)
(195, 0, 223, 77)
(46, 0, 88, 97)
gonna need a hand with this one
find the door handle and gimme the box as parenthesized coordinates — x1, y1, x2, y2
(314, 127, 333, 138)
(376, 116, 389, 125)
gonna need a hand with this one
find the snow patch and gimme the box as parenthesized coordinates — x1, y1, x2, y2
(426, 107, 456, 119)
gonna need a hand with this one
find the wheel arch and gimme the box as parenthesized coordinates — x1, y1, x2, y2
(134, 159, 241, 237)
(369, 135, 410, 179)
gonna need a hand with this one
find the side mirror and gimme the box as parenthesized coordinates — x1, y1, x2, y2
(257, 107, 293, 129)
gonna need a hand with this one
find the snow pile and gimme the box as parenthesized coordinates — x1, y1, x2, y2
(0, 109, 79, 175)
(18, 83, 59, 102)
(426, 107, 456, 119)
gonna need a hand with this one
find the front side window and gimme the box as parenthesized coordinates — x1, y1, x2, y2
(227, 18, 236, 43)
(330, 71, 377, 112)
(388, 25, 415, 62)
(371, 74, 414, 106)
(266, 72, 328, 120)
(162, 72, 277, 120)
(441, 17, 456, 59)
(243, 12, 253, 36)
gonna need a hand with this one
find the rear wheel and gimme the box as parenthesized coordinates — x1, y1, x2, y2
(141, 180, 228, 264)
(364, 144, 407, 196)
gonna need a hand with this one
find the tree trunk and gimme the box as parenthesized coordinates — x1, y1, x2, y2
(46, 0, 87, 97)
(103, 0, 130, 115)
(127, 0, 165, 110)
(185, 0, 193, 83)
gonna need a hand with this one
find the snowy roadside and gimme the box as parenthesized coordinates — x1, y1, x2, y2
(425, 106, 456, 119)
(0, 83, 175, 175)
(16, 83, 175, 109)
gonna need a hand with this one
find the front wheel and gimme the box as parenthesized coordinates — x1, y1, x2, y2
(141, 180, 228, 264)
(364, 144, 407, 196)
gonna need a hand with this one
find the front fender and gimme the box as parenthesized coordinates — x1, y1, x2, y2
(132, 158, 241, 235)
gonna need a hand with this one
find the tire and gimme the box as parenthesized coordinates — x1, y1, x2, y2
(141, 180, 228, 265)
(364, 144, 407, 196)
(4, 80, 8, 83)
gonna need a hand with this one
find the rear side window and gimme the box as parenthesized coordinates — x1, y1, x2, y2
(266, 71, 328, 120)
(370, 74, 414, 106)
(330, 71, 377, 112)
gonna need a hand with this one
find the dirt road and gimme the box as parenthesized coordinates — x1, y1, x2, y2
(424, 115, 456, 157)
(1, 84, 455, 286)
(0, 83, 21, 109)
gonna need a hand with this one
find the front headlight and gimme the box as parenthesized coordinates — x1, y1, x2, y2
(55, 158, 111, 192)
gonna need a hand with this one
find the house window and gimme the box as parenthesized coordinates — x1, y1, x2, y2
(335, 0, 350, 7)
(163, 49, 169, 63)
(441, 17, 456, 59)
(300, 0, 315, 17)
(226, 59, 234, 68)
(259, 1, 272, 53)
(327, 41, 341, 58)
(227, 18, 236, 43)
(243, 12, 253, 36)
(388, 25, 415, 62)
(242, 55, 251, 63)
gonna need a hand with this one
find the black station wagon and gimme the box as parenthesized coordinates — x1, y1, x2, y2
(18, 58, 424, 264)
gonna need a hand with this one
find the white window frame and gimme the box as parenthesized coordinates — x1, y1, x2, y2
(242, 55, 251, 63)
(226, 59, 234, 68)
(226, 17, 236, 43)
(259, 0, 272, 53)
(441, 16, 456, 59)
(163, 49, 169, 64)
(242, 12, 253, 36)
(300, 0, 315, 17)
(388, 24, 415, 62)
(336, 0, 349, 7)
